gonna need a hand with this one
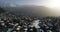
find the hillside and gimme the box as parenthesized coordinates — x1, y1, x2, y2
(0, 7, 5, 13)
(3, 6, 56, 17)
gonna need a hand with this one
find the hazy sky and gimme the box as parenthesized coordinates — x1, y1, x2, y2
(0, 0, 60, 8)
(0, 0, 47, 4)
(0, 0, 48, 7)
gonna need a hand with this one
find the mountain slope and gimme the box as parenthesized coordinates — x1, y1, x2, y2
(0, 7, 5, 13)
(3, 6, 56, 17)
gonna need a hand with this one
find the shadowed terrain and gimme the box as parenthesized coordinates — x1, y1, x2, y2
(0, 7, 5, 13)
(0, 7, 60, 32)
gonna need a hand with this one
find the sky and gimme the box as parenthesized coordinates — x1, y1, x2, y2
(0, 0, 48, 7)
(0, 0, 47, 4)
(0, 0, 60, 8)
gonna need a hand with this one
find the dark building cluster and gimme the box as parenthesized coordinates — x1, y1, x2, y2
(0, 8, 60, 32)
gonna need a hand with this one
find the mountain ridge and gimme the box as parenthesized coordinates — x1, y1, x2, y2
(2, 5, 59, 17)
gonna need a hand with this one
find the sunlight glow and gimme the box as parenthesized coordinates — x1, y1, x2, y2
(45, 0, 60, 8)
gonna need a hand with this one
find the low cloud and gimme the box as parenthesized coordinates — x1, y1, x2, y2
(9, 3, 17, 7)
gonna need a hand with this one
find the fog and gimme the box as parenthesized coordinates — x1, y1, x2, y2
(3, 5, 60, 17)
